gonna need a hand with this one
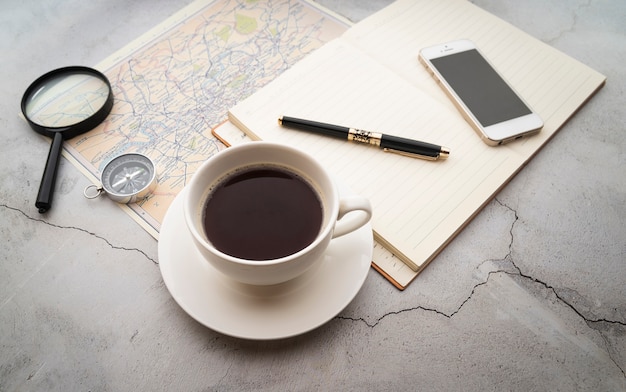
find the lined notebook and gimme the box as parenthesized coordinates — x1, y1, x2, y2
(221, 0, 605, 289)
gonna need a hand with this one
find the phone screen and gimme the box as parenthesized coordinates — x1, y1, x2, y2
(430, 49, 531, 127)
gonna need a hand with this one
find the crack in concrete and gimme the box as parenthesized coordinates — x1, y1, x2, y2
(495, 199, 625, 328)
(217, 362, 234, 389)
(496, 198, 625, 377)
(337, 197, 625, 377)
(0, 204, 158, 265)
(3, 198, 623, 375)
(544, 0, 592, 45)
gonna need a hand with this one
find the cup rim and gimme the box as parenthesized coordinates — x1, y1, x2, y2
(184, 141, 339, 266)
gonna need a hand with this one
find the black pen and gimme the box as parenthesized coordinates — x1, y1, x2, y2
(278, 116, 449, 160)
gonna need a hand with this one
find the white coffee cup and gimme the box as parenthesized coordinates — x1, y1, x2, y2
(184, 141, 372, 285)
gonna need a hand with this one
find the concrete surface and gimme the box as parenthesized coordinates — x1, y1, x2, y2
(1, 0, 625, 391)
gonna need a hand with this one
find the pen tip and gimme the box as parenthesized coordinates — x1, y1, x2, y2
(440, 146, 450, 159)
(277, 116, 283, 125)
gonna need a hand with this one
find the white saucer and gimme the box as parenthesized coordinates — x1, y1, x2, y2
(158, 188, 373, 340)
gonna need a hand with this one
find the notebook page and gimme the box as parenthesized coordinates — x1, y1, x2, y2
(229, 39, 528, 270)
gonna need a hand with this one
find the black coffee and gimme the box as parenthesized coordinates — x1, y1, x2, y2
(202, 166, 323, 260)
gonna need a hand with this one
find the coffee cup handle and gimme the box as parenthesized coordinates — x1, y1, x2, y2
(332, 196, 373, 238)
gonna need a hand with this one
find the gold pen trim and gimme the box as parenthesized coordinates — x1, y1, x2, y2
(348, 128, 382, 146)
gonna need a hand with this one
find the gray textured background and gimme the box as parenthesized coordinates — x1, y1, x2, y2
(1, 0, 624, 390)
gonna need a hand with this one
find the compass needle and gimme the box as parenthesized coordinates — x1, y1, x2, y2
(86, 153, 157, 204)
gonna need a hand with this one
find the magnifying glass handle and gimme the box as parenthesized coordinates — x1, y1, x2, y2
(35, 132, 63, 213)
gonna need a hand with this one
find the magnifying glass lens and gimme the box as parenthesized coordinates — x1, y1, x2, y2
(21, 66, 113, 213)
(24, 73, 110, 128)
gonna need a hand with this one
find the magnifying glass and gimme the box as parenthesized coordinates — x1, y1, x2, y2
(21, 66, 113, 213)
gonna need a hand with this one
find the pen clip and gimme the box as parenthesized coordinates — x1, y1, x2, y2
(383, 148, 440, 161)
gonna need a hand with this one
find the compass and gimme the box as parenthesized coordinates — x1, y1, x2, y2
(84, 153, 157, 204)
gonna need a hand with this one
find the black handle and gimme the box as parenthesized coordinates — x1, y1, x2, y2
(35, 132, 64, 213)
(280, 116, 349, 139)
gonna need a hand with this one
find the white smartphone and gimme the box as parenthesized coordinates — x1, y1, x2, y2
(419, 39, 543, 146)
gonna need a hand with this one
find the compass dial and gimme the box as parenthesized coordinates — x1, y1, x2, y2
(100, 153, 157, 203)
